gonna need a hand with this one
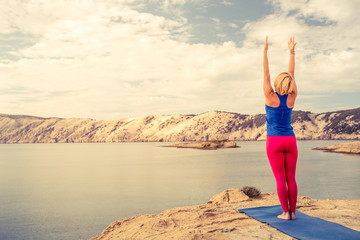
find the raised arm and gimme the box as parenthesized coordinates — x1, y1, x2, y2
(288, 37, 297, 96)
(288, 37, 296, 78)
(263, 36, 274, 97)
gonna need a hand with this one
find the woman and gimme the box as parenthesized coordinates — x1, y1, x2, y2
(263, 36, 298, 220)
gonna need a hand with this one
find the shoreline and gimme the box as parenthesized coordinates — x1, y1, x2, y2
(163, 140, 239, 150)
(90, 188, 360, 240)
(0, 139, 357, 145)
(313, 141, 360, 154)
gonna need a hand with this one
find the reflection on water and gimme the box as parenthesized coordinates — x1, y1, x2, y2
(0, 140, 359, 240)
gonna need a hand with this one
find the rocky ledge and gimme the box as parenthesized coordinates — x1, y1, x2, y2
(90, 188, 360, 240)
(164, 140, 238, 150)
(314, 141, 360, 154)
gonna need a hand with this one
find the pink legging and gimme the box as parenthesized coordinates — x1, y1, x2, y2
(266, 136, 298, 212)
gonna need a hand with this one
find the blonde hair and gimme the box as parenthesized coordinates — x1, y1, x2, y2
(274, 72, 294, 95)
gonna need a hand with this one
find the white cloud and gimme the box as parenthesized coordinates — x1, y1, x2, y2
(272, 0, 360, 25)
(221, 1, 234, 6)
(148, 0, 206, 17)
(229, 23, 238, 29)
(0, 0, 261, 119)
(242, 0, 360, 94)
(210, 17, 221, 24)
(0, 0, 359, 119)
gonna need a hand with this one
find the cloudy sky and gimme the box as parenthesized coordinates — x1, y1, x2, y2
(0, 0, 359, 119)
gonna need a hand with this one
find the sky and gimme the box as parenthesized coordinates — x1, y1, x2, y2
(0, 0, 359, 120)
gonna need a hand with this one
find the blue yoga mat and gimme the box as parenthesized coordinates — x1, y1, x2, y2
(238, 205, 360, 240)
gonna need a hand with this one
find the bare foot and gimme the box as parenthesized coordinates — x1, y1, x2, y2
(290, 212, 296, 220)
(277, 212, 290, 220)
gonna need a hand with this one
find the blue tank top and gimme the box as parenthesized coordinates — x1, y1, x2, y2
(265, 92, 295, 136)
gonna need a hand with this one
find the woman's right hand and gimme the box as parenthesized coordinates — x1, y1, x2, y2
(264, 36, 269, 52)
(288, 37, 296, 52)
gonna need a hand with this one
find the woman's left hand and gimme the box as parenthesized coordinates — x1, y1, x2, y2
(264, 36, 269, 52)
(288, 37, 296, 52)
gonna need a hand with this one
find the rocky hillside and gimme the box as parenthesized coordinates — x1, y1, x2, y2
(0, 107, 359, 143)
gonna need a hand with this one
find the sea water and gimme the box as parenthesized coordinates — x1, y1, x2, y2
(0, 140, 359, 240)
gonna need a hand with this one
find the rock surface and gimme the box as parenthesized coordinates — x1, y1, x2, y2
(0, 107, 359, 143)
(165, 140, 238, 150)
(314, 141, 360, 154)
(90, 188, 360, 240)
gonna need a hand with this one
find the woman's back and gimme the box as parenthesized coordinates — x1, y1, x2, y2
(265, 92, 294, 136)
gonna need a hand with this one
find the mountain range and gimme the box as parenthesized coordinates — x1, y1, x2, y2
(0, 107, 359, 143)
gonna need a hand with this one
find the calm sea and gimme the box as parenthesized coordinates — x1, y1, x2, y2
(0, 140, 359, 240)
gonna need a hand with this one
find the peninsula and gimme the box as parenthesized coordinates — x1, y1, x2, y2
(314, 141, 360, 154)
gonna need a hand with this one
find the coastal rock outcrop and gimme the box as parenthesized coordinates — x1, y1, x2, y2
(165, 140, 238, 150)
(0, 107, 359, 143)
(90, 188, 360, 240)
(314, 141, 360, 154)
